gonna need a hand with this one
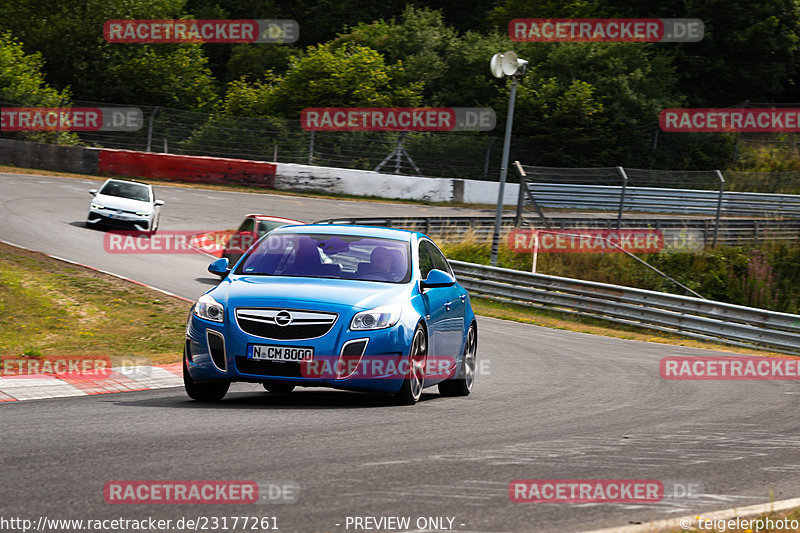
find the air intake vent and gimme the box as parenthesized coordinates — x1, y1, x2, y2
(206, 330, 227, 371)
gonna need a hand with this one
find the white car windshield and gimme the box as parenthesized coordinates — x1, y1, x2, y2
(99, 181, 151, 202)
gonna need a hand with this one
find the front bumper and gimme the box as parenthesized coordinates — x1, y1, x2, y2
(185, 313, 413, 394)
(87, 209, 152, 231)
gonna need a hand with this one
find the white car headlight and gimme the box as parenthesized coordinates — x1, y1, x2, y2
(351, 305, 401, 330)
(90, 202, 104, 210)
(135, 211, 151, 217)
(194, 294, 224, 322)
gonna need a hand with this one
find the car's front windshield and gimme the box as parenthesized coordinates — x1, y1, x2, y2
(99, 181, 151, 202)
(236, 233, 411, 283)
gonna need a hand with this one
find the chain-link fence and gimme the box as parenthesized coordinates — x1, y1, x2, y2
(3, 98, 800, 190)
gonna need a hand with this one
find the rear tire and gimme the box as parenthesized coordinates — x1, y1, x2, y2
(393, 325, 427, 405)
(263, 382, 295, 393)
(439, 323, 476, 397)
(183, 356, 229, 402)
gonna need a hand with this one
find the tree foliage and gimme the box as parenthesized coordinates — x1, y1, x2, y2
(223, 43, 423, 118)
(0, 31, 76, 144)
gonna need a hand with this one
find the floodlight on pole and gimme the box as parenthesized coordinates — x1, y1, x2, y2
(489, 51, 528, 266)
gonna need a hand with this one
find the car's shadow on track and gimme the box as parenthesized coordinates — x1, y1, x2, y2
(110, 389, 442, 410)
(194, 277, 222, 286)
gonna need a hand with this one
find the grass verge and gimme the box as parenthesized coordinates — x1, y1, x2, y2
(0, 242, 189, 365)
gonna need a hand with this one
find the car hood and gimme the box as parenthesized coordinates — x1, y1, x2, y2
(213, 276, 412, 311)
(93, 193, 151, 212)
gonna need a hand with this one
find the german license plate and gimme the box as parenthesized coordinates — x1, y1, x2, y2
(248, 344, 313, 362)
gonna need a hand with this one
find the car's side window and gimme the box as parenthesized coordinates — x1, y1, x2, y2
(418, 241, 436, 279)
(429, 242, 453, 276)
(237, 218, 255, 233)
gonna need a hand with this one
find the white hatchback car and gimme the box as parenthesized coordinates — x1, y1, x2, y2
(86, 179, 164, 232)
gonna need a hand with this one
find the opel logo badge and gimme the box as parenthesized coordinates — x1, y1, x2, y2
(275, 310, 292, 326)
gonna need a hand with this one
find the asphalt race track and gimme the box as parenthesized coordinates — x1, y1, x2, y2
(2, 171, 800, 532)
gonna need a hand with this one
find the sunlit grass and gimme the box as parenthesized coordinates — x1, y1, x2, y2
(0, 243, 189, 364)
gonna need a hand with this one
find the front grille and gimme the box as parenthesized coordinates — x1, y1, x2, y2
(91, 214, 147, 230)
(235, 356, 302, 377)
(235, 308, 338, 340)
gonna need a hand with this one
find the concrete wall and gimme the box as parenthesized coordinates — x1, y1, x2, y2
(274, 162, 454, 203)
(0, 138, 99, 175)
(0, 138, 518, 205)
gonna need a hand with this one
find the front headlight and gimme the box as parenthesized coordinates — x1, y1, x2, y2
(90, 202, 104, 210)
(135, 211, 151, 217)
(351, 305, 401, 330)
(194, 294, 224, 322)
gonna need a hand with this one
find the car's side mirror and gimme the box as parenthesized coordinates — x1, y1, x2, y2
(154, 200, 165, 206)
(420, 269, 456, 289)
(208, 258, 230, 275)
(89, 189, 97, 195)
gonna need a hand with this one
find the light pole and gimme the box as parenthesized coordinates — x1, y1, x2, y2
(489, 51, 527, 266)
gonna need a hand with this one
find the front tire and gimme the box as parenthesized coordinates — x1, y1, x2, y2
(393, 325, 427, 405)
(439, 322, 476, 397)
(183, 356, 229, 402)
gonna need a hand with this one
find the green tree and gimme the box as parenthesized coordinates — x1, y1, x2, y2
(0, 31, 76, 144)
(223, 43, 423, 118)
(336, 6, 512, 106)
(0, 0, 219, 109)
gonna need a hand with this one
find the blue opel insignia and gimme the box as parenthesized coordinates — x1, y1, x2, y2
(184, 224, 477, 404)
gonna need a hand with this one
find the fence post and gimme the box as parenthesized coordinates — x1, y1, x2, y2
(616, 166, 629, 230)
(145, 106, 159, 152)
(483, 138, 497, 180)
(713, 170, 726, 248)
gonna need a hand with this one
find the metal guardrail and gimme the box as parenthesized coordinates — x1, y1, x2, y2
(449, 260, 800, 355)
(523, 183, 800, 217)
(314, 216, 800, 246)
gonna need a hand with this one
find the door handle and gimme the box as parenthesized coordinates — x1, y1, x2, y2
(460, 294, 466, 303)
(444, 301, 451, 311)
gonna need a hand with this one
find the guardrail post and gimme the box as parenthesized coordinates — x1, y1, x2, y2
(616, 166, 629, 230)
(713, 170, 726, 248)
(514, 161, 526, 227)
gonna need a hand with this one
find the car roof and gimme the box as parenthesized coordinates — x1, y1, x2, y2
(104, 178, 151, 188)
(270, 224, 416, 241)
(245, 214, 304, 224)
